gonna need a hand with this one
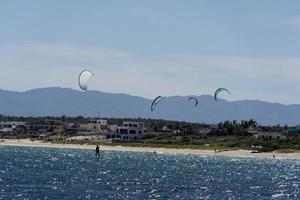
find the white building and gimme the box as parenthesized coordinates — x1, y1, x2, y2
(198, 127, 212, 135)
(0, 121, 26, 133)
(253, 132, 286, 140)
(106, 122, 147, 141)
(247, 126, 259, 134)
(80, 119, 107, 132)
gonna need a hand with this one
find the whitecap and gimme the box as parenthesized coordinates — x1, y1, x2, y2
(272, 193, 286, 198)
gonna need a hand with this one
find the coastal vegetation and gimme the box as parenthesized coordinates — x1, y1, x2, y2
(0, 115, 299, 152)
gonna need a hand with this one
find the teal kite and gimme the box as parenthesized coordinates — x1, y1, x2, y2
(151, 96, 166, 112)
(188, 97, 199, 107)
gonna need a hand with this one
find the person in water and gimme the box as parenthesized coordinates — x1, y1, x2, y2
(95, 145, 100, 157)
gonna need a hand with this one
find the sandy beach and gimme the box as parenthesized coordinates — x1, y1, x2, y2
(0, 139, 299, 160)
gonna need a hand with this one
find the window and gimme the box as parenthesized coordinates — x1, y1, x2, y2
(129, 124, 133, 127)
(133, 124, 138, 128)
(129, 130, 136, 134)
(120, 129, 128, 134)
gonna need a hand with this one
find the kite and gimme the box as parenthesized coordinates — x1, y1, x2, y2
(214, 88, 231, 102)
(151, 96, 166, 112)
(188, 97, 199, 107)
(78, 70, 95, 91)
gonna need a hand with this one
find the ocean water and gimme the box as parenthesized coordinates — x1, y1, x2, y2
(0, 146, 299, 200)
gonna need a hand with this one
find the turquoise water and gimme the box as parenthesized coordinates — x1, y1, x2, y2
(0, 146, 300, 199)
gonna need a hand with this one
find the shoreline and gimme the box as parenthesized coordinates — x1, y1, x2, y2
(1, 139, 300, 160)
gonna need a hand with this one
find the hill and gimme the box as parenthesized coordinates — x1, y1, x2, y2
(0, 87, 299, 125)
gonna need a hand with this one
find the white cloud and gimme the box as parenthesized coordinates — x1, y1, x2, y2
(5, 43, 132, 66)
(0, 43, 300, 104)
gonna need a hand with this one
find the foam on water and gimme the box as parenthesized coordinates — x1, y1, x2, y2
(0, 146, 300, 199)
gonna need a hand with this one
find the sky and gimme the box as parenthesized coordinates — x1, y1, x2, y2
(1, 0, 300, 104)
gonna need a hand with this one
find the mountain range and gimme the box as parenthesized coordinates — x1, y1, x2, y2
(0, 87, 299, 125)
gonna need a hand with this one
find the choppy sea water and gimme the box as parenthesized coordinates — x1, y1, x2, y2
(0, 146, 300, 200)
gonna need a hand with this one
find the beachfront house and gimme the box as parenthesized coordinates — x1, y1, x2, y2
(26, 120, 64, 138)
(105, 121, 147, 141)
(253, 132, 287, 140)
(0, 121, 26, 136)
(79, 119, 107, 134)
(80, 119, 107, 131)
(0, 121, 26, 132)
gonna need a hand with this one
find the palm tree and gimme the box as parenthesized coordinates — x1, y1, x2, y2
(248, 119, 257, 128)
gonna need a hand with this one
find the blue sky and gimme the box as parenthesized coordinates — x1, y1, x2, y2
(1, 0, 300, 103)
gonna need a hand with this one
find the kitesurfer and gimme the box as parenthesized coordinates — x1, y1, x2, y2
(96, 145, 100, 157)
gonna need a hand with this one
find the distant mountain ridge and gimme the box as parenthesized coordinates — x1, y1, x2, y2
(0, 87, 299, 125)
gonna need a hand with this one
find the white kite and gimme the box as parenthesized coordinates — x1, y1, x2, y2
(78, 70, 95, 91)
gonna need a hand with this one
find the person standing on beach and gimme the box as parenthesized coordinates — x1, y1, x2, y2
(95, 145, 100, 157)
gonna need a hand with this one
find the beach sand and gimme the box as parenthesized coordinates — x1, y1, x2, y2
(0, 139, 299, 160)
